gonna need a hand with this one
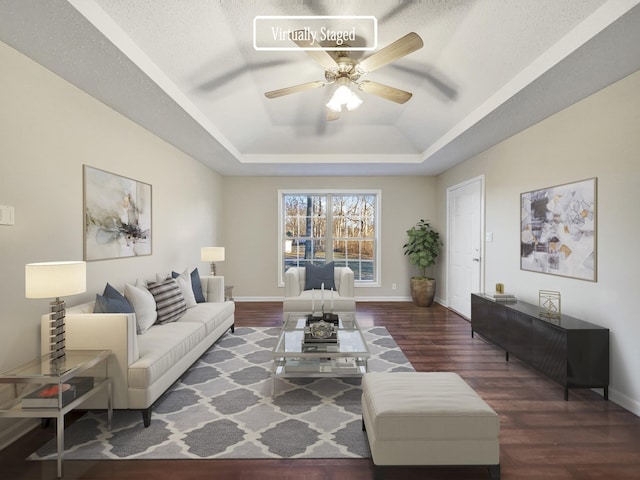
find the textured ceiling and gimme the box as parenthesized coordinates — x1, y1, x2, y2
(1, 0, 640, 176)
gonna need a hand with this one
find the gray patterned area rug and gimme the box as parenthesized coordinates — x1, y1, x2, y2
(31, 326, 413, 460)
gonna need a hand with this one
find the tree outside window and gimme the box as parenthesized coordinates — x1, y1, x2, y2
(280, 190, 379, 285)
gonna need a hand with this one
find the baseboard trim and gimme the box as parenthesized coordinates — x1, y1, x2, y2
(608, 387, 640, 417)
(356, 296, 413, 302)
(233, 296, 415, 302)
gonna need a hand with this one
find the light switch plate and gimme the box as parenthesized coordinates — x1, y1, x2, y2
(0, 205, 15, 225)
(485, 231, 493, 242)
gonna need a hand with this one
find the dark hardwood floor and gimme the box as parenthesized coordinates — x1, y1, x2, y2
(2, 301, 639, 479)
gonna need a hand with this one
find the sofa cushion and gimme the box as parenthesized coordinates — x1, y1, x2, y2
(284, 290, 355, 313)
(147, 278, 187, 325)
(124, 282, 158, 334)
(94, 283, 133, 314)
(129, 321, 206, 389)
(304, 262, 336, 291)
(179, 301, 235, 335)
(171, 269, 197, 308)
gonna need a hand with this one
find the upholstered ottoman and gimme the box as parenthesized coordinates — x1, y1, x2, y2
(361, 372, 500, 479)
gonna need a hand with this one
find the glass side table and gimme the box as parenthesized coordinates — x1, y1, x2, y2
(0, 350, 112, 478)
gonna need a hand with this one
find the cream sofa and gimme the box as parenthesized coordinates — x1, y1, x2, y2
(40, 276, 234, 427)
(283, 266, 356, 313)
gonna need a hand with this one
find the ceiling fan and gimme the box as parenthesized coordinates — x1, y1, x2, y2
(264, 32, 424, 119)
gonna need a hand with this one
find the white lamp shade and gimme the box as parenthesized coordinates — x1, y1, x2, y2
(326, 77, 362, 112)
(201, 247, 225, 262)
(25, 261, 87, 299)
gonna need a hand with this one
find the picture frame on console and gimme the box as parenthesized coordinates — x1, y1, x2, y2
(83, 165, 152, 261)
(520, 177, 597, 281)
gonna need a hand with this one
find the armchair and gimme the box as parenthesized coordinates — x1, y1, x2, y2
(283, 266, 356, 313)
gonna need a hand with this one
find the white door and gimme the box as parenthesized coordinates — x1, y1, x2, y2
(447, 177, 483, 319)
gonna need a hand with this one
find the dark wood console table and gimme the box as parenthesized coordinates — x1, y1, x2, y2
(471, 293, 609, 400)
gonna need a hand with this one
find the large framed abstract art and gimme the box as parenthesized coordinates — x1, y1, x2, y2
(83, 165, 152, 261)
(520, 178, 597, 281)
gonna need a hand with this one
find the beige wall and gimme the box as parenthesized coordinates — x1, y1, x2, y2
(0, 41, 224, 445)
(436, 70, 640, 416)
(2, 32, 639, 447)
(221, 176, 438, 300)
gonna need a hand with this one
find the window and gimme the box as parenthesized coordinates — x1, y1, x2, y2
(278, 189, 380, 286)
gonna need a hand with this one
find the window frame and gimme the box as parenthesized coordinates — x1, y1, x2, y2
(278, 188, 381, 288)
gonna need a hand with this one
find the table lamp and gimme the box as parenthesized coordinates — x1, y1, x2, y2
(201, 247, 225, 276)
(25, 261, 86, 360)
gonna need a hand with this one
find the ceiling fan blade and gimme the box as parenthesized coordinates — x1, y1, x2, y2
(264, 81, 326, 99)
(358, 81, 412, 104)
(357, 32, 423, 74)
(390, 63, 458, 100)
(378, 3, 413, 24)
(195, 60, 293, 92)
(292, 31, 338, 71)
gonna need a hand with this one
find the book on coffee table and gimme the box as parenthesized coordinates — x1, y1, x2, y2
(22, 377, 94, 409)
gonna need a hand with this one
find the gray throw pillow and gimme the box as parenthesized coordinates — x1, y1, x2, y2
(304, 262, 336, 291)
(147, 278, 187, 324)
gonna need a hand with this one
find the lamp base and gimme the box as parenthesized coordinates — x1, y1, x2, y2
(47, 298, 66, 360)
(210, 262, 217, 276)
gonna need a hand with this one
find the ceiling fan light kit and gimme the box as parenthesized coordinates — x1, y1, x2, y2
(264, 31, 424, 118)
(326, 77, 363, 112)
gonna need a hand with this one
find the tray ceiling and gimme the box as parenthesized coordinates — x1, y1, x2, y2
(1, 0, 639, 176)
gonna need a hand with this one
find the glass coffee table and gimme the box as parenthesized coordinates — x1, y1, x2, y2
(272, 312, 369, 392)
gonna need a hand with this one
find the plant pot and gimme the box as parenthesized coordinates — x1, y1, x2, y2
(410, 277, 436, 307)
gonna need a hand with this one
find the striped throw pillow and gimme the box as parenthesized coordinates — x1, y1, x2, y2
(147, 278, 187, 324)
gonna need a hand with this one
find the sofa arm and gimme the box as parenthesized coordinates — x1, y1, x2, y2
(40, 312, 138, 409)
(284, 268, 302, 297)
(201, 276, 225, 302)
(338, 268, 355, 297)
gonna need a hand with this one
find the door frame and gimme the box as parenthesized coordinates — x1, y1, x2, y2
(445, 175, 485, 317)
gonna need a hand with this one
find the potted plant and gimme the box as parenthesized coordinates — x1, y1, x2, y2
(403, 219, 443, 307)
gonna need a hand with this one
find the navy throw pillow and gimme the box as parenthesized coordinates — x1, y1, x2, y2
(94, 283, 134, 313)
(304, 262, 336, 291)
(190, 268, 206, 303)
